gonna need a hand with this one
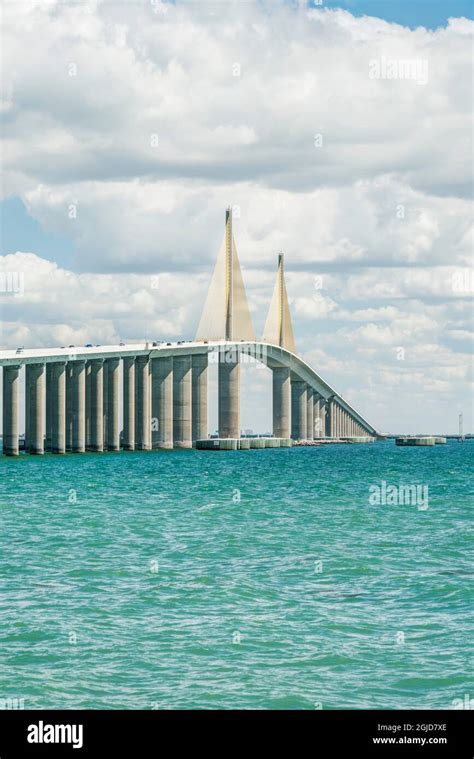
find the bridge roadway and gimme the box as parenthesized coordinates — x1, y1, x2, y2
(0, 340, 377, 455)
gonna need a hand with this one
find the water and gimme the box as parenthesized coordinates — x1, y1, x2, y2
(0, 441, 472, 710)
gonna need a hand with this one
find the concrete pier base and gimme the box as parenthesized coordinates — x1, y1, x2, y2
(196, 437, 292, 451)
(250, 438, 265, 449)
(396, 437, 435, 446)
(265, 438, 280, 448)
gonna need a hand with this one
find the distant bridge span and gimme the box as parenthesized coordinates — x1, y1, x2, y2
(0, 208, 378, 455)
(0, 338, 377, 456)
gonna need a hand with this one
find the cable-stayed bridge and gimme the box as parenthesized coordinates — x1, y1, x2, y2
(0, 209, 377, 455)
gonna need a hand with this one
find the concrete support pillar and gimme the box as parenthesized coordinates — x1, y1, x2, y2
(71, 361, 86, 452)
(102, 362, 109, 450)
(123, 357, 135, 451)
(135, 356, 151, 450)
(51, 362, 66, 454)
(173, 355, 192, 448)
(320, 398, 326, 438)
(106, 358, 120, 451)
(192, 353, 208, 444)
(88, 360, 103, 452)
(25, 367, 30, 452)
(313, 394, 322, 438)
(291, 380, 307, 441)
(3, 365, 20, 456)
(272, 366, 291, 438)
(306, 387, 314, 441)
(25, 365, 32, 452)
(327, 398, 335, 437)
(25, 363, 45, 454)
(151, 356, 173, 449)
(85, 362, 91, 448)
(66, 364, 73, 451)
(218, 350, 240, 439)
(46, 364, 53, 451)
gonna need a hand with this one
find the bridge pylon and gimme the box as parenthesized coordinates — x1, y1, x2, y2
(262, 253, 296, 354)
(196, 207, 255, 342)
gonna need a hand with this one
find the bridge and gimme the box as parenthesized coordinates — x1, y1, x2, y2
(0, 209, 377, 455)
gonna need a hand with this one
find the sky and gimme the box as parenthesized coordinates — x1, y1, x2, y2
(0, 0, 473, 434)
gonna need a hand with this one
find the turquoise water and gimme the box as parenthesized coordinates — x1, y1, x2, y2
(0, 441, 472, 710)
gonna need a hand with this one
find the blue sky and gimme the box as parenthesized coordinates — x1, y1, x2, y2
(309, 0, 473, 28)
(1, 198, 73, 264)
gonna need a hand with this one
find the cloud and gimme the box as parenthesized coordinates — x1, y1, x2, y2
(2, 2, 473, 195)
(9, 177, 471, 276)
(0, 0, 472, 434)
